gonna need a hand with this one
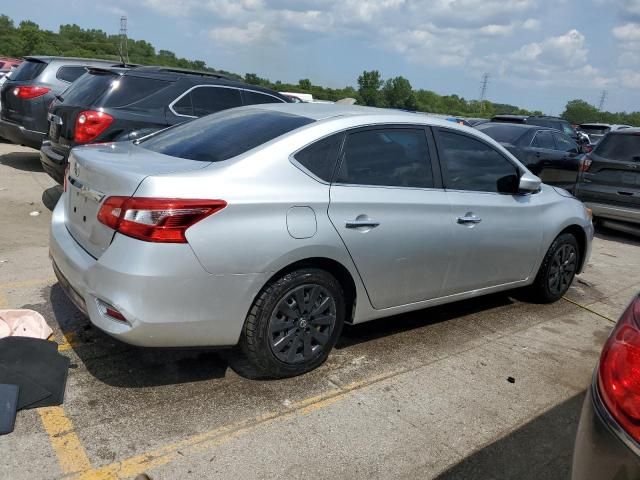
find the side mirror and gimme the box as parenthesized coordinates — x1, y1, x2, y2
(518, 171, 541, 194)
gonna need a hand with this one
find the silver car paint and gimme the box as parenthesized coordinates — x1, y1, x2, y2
(50, 103, 594, 347)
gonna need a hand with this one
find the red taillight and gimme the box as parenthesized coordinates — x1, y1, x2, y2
(97, 197, 227, 243)
(13, 85, 50, 99)
(598, 295, 640, 442)
(74, 110, 113, 143)
(579, 155, 592, 172)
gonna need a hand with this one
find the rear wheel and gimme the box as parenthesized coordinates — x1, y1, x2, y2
(529, 233, 580, 303)
(239, 268, 345, 378)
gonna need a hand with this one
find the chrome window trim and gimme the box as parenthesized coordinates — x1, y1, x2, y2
(168, 84, 285, 118)
(529, 129, 554, 149)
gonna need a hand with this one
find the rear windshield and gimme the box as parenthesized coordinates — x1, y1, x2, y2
(580, 125, 610, 136)
(61, 71, 171, 107)
(140, 108, 315, 162)
(595, 133, 640, 162)
(11, 59, 47, 81)
(475, 124, 527, 144)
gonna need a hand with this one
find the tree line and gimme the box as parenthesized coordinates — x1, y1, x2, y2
(1, 15, 638, 126)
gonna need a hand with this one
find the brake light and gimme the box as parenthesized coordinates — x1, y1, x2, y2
(579, 155, 592, 172)
(598, 295, 640, 442)
(74, 110, 113, 143)
(97, 197, 227, 243)
(12, 85, 50, 99)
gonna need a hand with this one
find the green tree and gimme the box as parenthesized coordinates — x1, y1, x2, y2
(357, 70, 383, 106)
(298, 78, 312, 91)
(382, 76, 417, 110)
(561, 99, 600, 124)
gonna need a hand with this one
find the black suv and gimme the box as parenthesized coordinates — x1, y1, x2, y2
(41, 66, 291, 183)
(491, 114, 579, 142)
(0, 56, 127, 149)
(575, 128, 640, 235)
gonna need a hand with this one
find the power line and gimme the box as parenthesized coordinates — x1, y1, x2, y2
(479, 73, 489, 102)
(119, 16, 129, 64)
(598, 90, 607, 112)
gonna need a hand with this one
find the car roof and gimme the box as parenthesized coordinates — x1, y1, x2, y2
(580, 122, 610, 127)
(24, 56, 124, 65)
(610, 127, 640, 135)
(479, 122, 553, 132)
(244, 103, 483, 129)
(492, 114, 528, 120)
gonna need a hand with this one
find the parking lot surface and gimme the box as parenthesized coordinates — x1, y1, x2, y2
(1, 141, 638, 480)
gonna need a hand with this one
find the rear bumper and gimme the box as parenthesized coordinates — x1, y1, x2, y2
(40, 141, 67, 184)
(0, 116, 45, 149)
(49, 193, 266, 347)
(572, 381, 640, 479)
(583, 202, 640, 225)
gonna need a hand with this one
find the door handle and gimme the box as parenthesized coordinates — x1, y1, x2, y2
(345, 220, 380, 229)
(457, 214, 482, 225)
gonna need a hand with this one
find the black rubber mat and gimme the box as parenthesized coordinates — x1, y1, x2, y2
(0, 365, 51, 409)
(0, 337, 69, 409)
(0, 384, 19, 435)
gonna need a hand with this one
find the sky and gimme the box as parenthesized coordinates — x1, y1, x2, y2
(3, 0, 640, 114)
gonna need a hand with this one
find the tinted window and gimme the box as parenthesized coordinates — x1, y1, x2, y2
(554, 133, 579, 153)
(294, 134, 343, 182)
(173, 86, 243, 117)
(438, 130, 518, 193)
(595, 134, 640, 162)
(11, 60, 47, 81)
(476, 123, 526, 144)
(335, 128, 433, 188)
(61, 72, 170, 108)
(56, 66, 87, 83)
(172, 94, 193, 116)
(244, 90, 284, 105)
(141, 109, 314, 162)
(580, 125, 610, 136)
(532, 130, 555, 149)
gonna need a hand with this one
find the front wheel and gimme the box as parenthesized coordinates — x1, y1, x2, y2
(239, 268, 345, 378)
(529, 233, 580, 303)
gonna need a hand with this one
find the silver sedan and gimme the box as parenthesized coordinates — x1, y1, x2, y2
(50, 104, 594, 377)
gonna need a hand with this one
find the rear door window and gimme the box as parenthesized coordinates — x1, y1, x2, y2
(56, 66, 87, 83)
(11, 60, 47, 81)
(595, 134, 640, 162)
(61, 73, 170, 107)
(141, 108, 314, 162)
(553, 132, 579, 153)
(437, 130, 518, 193)
(172, 86, 242, 117)
(531, 130, 556, 149)
(294, 133, 343, 182)
(243, 90, 285, 105)
(335, 128, 433, 188)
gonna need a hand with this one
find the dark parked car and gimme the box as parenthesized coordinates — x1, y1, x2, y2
(41, 66, 292, 184)
(575, 128, 640, 235)
(572, 293, 640, 480)
(465, 117, 490, 127)
(492, 114, 580, 143)
(579, 123, 632, 145)
(476, 122, 584, 192)
(0, 56, 127, 149)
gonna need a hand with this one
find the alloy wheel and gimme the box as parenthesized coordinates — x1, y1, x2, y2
(548, 244, 577, 296)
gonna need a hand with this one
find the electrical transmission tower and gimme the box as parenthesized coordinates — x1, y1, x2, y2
(479, 73, 490, 102)
(119, 16, 129, 64)
(598, 90, 607, 112)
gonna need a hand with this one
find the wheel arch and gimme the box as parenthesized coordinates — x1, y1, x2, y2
(557, 224, 588, 273)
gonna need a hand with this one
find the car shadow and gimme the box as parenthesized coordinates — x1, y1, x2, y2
(435, 391, 585, 479)
(595, 224, 640, 247)
(337, 292, 514, 350)
(40, 284, 229, 388)
(42, 185, 62, 211)
(0, 150, 43, 172)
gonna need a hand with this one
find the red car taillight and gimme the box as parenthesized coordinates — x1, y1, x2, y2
(579, 155, 592, 172)
(74, 110, 113, 143)
(97, 197, 227, 243)
(13, 85, 50, 99)
(598, 295, 640, 442)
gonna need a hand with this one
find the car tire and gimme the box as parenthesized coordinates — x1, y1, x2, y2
(529, 233, 580, 303)
(239, 268, 345, 379)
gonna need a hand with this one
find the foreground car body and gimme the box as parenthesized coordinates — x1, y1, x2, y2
(572, 294, 640, 480)
(50, 104, 593, 377)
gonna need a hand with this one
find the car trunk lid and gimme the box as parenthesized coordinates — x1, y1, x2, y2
(65, 142, 211, 258)
(0, 58, 49, 125)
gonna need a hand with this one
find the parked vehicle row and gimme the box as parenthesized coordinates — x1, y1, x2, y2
(578, 123, 633, 145)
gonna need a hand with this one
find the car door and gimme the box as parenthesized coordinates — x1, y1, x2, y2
(327, 126, 454, 309)
(551, 132, 583, 192)
(434, 128, 543, 295)
(524, 129, 563, 183)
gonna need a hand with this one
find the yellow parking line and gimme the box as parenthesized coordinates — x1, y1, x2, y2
(72, 369, 405, 479)
(0, 291, 7, 308)
(38, 406, 93, 475)
(563, 296, 617, 324)
(0, 276, 56, 290)
(57, 331, 79, 352)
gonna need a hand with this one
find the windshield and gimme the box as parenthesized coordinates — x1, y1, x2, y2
(140, 108, 315, 162)
(11, 59, 47, 81)
(476, 123, 527, 144)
